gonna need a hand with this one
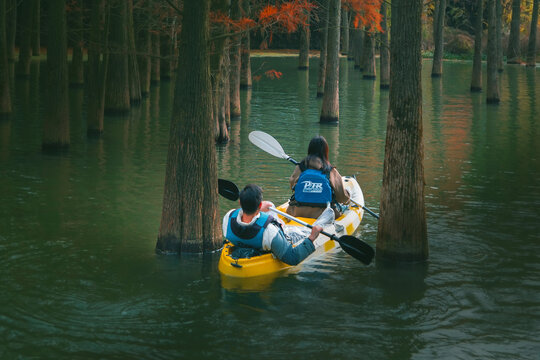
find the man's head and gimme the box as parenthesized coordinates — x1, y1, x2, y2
(239, 184, 263, 215)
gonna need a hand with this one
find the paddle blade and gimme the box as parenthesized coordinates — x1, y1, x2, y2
(218, 179, 239, 201)
(248, 131, 289, 160)
(337, 235, 375, 265)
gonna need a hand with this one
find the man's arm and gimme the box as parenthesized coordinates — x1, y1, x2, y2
(267, 224, 323, 266)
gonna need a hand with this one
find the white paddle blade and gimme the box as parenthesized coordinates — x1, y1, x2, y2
(248, 131, 289, 160)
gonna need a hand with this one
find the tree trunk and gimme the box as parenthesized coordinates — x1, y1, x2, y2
(104, 0, 130, 114)
(377, 0, 428, 262)
(347, 12, 354, 60)
(87, 0, 108, 136)
(316, 0, 328, 98)
(127, 0, 141, 104)
(135, 0, 151, 95)
(471, 0, 483, 92)
(496, 0, 503, 71)
(363, 32, 376, 79)
(31, 0, 39, 55)
(526, 0, 539, 66)
(487, 0, 500, 103)
(16, 0, 32, 78)
(379, 1, 389, 89)
(6, 0, 15, 62)
(151, 33, 160, 83)
(240, 0, 251, 89)
(341, 8, 349, 55)
(298, 14, 310, 70)
(431, 0, 446, 77)
(353, 27, 363, 70)
(42, 0, 69, 150)
(160, 34, 172, 80)
(157, 0, 220, 254)
(0, 0, 11, 114)
(229, 0, 241, 117)
(69, 0, 84, 87)
(320, 0, 340, 123)
(507, 0, 521, 63)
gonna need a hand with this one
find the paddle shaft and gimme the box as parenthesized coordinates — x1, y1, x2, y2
(269, 207, 339, 241)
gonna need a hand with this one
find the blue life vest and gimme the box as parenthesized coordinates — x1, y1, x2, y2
(225, 209, 273, 249)
(293, 168, 333, 207)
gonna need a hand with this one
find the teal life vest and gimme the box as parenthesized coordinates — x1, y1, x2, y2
(293, 168, 333, 207)
(225, 209, 274, 250)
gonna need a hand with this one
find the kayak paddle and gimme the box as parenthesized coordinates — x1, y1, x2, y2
(247, 130, 380, 219)
(217, 178, 375, 265)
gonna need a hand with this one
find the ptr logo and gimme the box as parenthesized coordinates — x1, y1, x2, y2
(301, 180, 323, 193)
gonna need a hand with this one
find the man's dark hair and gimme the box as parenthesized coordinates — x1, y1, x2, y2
(239, 184, 263, 214)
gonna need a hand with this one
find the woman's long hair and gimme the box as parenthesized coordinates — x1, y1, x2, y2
(302, 136, 333, 174)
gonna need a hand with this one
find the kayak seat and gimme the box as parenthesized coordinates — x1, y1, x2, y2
(229, 246, 269, 259)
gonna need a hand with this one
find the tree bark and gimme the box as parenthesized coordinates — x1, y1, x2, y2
(0, 0, 11, 114)
(240, 0, 251, 89)
(135, 0, 151, 95)
(363, 32, 376, 79)
(377, 0, 428, 262)
(526, 0, 539, 66)
(471, 0, 483, 92)
(69, 0, 84, 87)
(507, 0, 521, 63)
(298, 13, 310, 70)
(341, 8, 349, 55)
(87, 0, 108, 136)
(320, 0, 340, 123)
(31, 0, 39, 55)
(316, 0, 328, 98)
(104, 0, 130, 114)
(496, 0, 503, 71)
(5, 0, 15, 62)
(157, 0, 220, 254)
(487, 0, 500, 103)
(229, 0, 241, 117)
(431, 0, 446, 77)
(16, 0, 32, 78)
(379, 1, 389, 89)
(42, 0, 69, 150)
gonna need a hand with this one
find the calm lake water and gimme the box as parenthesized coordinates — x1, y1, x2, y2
(1, 57, 539, 359)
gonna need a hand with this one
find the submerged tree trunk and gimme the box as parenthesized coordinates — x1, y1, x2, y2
(377, 0, 428, 262)
(229, 0, 241, 117)
(496, 0, 503, 71)
(432, 0, 446, 77)
(104, 0, 130, 114)
(320, 0, 340, 123)
(157, 0, 220, 254)
(42, 0, 69, 150)
(341, 8, 349, 55)
(127, 0, 141, 104)
(353, 27, 363, 70)
(487, 0, 500, 103)
(69, 0, 84, 87)
(31, 0, 39, 55)
(6, 0, 15, 62)
(507, 0, 521, 63)
(135, 0, 151, 95)
(87, 0, 108, 136)
(379, 1, 390, 89)
(363, 32, 376, 79)
(526, 0, 539, 66)
(471, 0, 483, 92)
(17, 0, 32, 78)
(0, 0, 11, 114)
(316, 0, 328, 98)
(298, 14, 310, 70)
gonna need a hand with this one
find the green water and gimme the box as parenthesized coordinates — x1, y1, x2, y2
(1, 58, 539, 359)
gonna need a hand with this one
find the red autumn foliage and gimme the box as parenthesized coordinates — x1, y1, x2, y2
(346, 0, 383, 33)
(265, 69, 283, 79)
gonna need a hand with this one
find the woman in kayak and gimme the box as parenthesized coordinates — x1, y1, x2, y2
(287, 135, 350, 218)
(222, 184, 323, 265)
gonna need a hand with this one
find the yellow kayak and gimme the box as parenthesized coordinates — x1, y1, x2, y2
(218, 176, 365, 288)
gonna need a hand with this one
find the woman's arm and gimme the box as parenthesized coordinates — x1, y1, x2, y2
(330, 168, 351, 203)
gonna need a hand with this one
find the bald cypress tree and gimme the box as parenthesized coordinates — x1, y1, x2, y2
(377, 0, 428, 262)
(507, 0, 521, 64)
(471, 0, 483, 92)
(526, 0, 539, 67)
(320, 0, 340, 122)
(0, 0, 11, 114)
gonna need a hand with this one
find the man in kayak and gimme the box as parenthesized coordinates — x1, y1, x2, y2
(222, 184, 323, 266)
(287, 136, 350, 219)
